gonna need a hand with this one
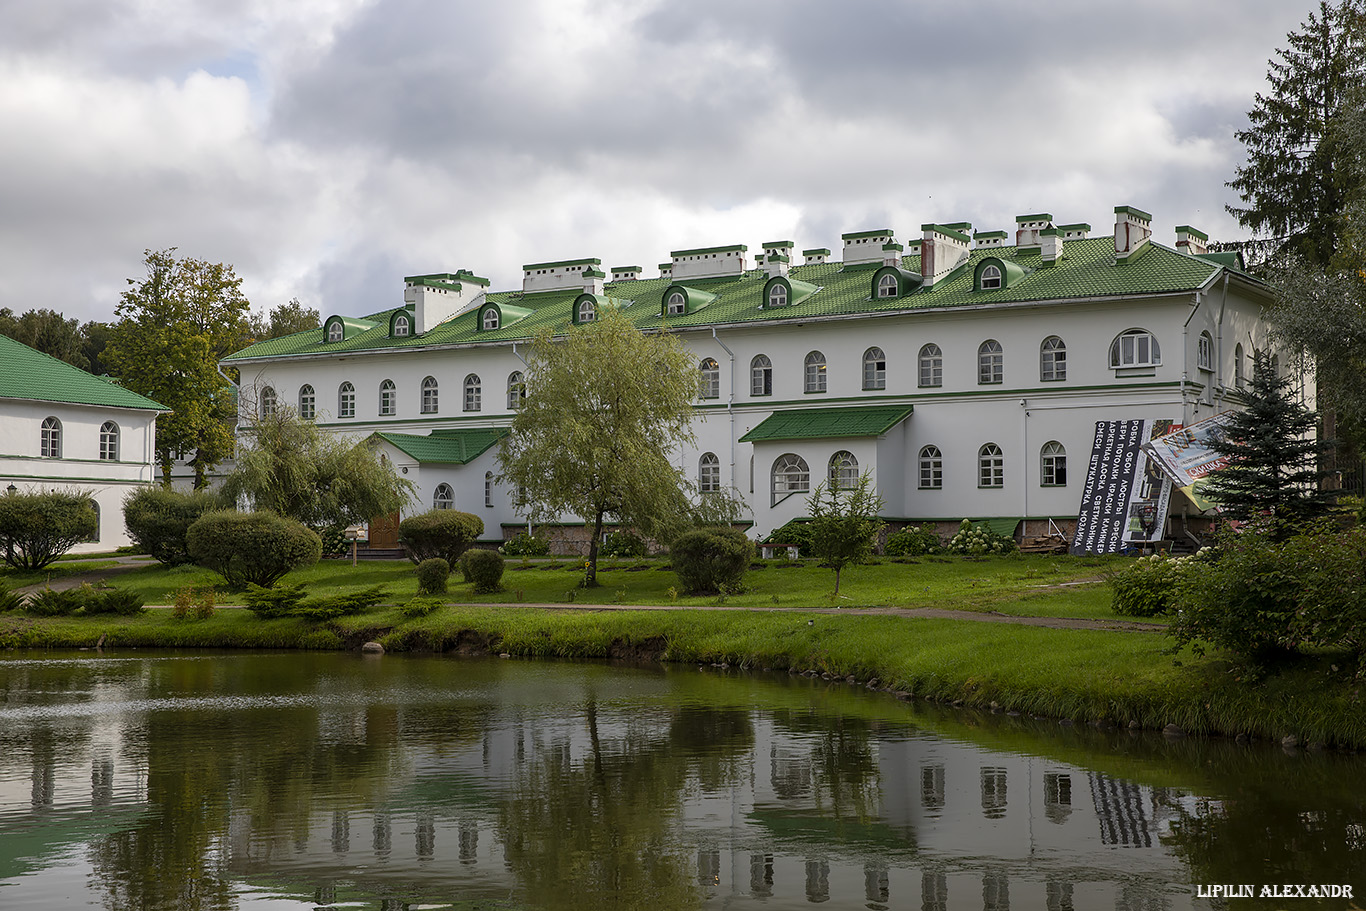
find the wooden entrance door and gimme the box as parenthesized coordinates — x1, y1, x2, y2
(368, 511, 401, 549)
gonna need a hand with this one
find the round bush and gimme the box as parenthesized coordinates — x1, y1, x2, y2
(945, 519, 1017, 555)
(399, 509, 484, 565)
(416, 557, 450, 595)
(502, 532, 549, 557)
(463, 549, 505, 593)
(0, 491, 98, 571)
(671, 527, 752, 595)
(122, 487, 217, 566)
(886, 524, 940, 557)
(601, 530, 646, 558)
(186, 510, 322, 589)
(1109, 554, 1188, 617)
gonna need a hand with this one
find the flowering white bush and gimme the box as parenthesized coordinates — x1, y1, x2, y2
(945, 519, 1017, 555)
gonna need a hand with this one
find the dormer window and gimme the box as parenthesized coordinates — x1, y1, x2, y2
(482, 308, 500, 331)
(666, 291, 686, 315)
(980, 265, 1002, 290)
(768, 284, 788, 308)
(578, 299, 596, 323)
(327, 320, 344, 343)
(393, 313, 410, 337)
(877, 274, 898, 298)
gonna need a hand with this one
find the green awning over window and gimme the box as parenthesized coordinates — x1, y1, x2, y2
(371, 428, 507, 464)
(739, 404, 913, 443)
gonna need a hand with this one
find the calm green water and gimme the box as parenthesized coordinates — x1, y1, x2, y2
(0, 652, 1362, 910)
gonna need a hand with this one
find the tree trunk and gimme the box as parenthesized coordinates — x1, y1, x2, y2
(586, 509, 604, 587)
(834, 565, 842, 595)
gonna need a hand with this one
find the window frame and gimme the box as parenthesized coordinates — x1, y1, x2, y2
(980, 264, 1002, 290)
(666, 291, 686, 316)
(1041, 440, 1067, 487)
(918, 344, 943, 388)
(421, 376, 439, 414)
(862, 347, 886, 391)
(393, 313, 410, 337)
(327, 320, 343, 343)
(750, 354, 772, 397)
(699, 452, 721, 493)
(433, 483, 454, 510)
(482, 308, 500, 331)
(698, 358, 720, 400)
(99, 421, 119, 461)
(463, 374, 481, 412)
(1234, 343, 1245, 388)
(577, 299, 596, 323)
(338, 382, 355, 419)
(1197, 331, 1213, 371)
(379, 379, 397, 416)
(978, 442, 1004, 488)
(298, 385, 315, 421)
(768, 284, 788, 309)
(876, 273, 898, 298)
(485, 472, 494, 508)
(828, 450, 858, 489)
(260, 386, 277, 418)
(803, 350, 827, 394)
(1039, 336, 1066, 382)
(1109, 329, 1162, 368)
(507, 371, 525, 410)
(978, 339, 1004, 385)
(771, 453, 810, 505)
(918, 445, 943, 490)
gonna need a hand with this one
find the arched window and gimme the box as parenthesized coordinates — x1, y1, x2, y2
(379, 379, 396, 416)
(699, 358, 720, 400)
(980, 264, 1003, 290)
(1040, 336, 1066, 382)
(1109, 329, 1161, 368)
(666, 291, 686, 315)
(260, 386, 277, 418)
(433, 483, 454, 509)
(327, 320, 343, 343)
(482, 308, 500, 331)
(485, 472, 494, 507)
(393, 313, 410, 337)
(919, 344, 943, 388)
(863, 347, 886, 390)
(768, 283, 788, 308)
(771, 453, 810, 504)
(699, 452, 721, 492)
(978, 340, 1003, 384)
(578, 299, 596, 323)
(421, 376, 438, 414)
(829, 451, 858, 489)
(877, 273, 898, 298)
(1041, 441, 1067, 487)
(751, 355, 772, 397)
(338, 382, 355, 418)
(508, 371, 525, 409)
(978, 443, 1004, 488)
(464, 374, 481, 412)
(918, 445, 943, 489)
(99, 422, 119, 461)
(804, 351, 827, 393)
(298, 385, 315, 421)
(1233, 343, 1245, 388)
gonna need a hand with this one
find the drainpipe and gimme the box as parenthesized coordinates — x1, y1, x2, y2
(510, 342, 531, 536)
(710, 328, 737, 491)
(1020, 397, 1029, 527)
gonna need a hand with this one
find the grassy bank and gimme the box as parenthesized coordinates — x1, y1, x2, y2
(2, 593, 1360, 749)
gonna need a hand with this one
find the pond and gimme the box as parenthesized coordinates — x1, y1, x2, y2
(0, 651, 1361, 910)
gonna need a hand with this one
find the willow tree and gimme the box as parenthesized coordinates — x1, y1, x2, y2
(496, 308, 698, 585)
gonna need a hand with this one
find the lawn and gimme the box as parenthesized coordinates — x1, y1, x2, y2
(40, 552, 1130, 619)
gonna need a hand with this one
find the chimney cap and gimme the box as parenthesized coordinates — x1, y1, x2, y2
(841, 229, 893, 241)
(1114, 205, 1153, 221)
(610, 265, 642, 273)
(973, 230, 1008, 240)
(921, 224, 971, 243)
(1174, 225, 1209, 241)
(522, 257, 602, 272)
(802, 247, 831, 256)
(1015, 213, 1053, 223)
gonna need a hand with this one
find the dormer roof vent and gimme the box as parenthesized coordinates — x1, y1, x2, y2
(522, 258, 603, 293)
(658, 262, 672, 279)
(669, 244, 747, 280)
(803, 248, 830, 266)
(610, 266, 642, 282)
(974, 231, 1008, 249)
(1059, 223, 1091, 240)
(841, 229, 894, 266)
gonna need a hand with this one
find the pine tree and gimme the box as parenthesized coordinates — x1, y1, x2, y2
(1201, 350, 1333, 537)
(1226, 0, 1366, 267)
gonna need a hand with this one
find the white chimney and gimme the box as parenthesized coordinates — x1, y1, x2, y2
(762, 240, 793, 277)
(920, 224, 971, 288)
(1175, 225, 1209, 256)
(1059, 223, 1091, 240)
(610, 266, 641, 282)
(803, 247, 830, 266)
(670, 244, 748, 280)
(658, 262, 672, 280)
(582, 266, 605, 295)
(1015, 213, 1053, 250)
(403, 271, 489, 334)
(882, 242, 904, 267)
(1039, 228, 1063, 266)
(1114, 206, 1153, 262)
(974, 231, 1007, 249)
(523, 258, 603, 293)
(841, 229, 894, 266)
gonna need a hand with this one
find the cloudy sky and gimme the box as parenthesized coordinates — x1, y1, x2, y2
(0, 0, 1326, 325)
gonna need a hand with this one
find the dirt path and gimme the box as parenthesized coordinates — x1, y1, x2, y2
(11, 555, 159, 597)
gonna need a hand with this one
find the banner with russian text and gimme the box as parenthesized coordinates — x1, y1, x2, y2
(1071, 419, 1177, 555)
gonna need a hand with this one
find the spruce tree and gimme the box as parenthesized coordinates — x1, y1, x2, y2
(1202, 350, 1333, 537)
(1226, 0, 1366, 267)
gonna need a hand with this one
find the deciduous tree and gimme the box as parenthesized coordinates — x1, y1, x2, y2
(104, 249, 253, 486)
(249, 298, 320, 341)
(496, 308, 698, 586)
(0, 308, 91, 370)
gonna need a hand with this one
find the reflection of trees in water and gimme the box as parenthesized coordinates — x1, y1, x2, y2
(497, 699, 754, 911)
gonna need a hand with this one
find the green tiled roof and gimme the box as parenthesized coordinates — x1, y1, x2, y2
(0, 335, 166, 411)
(372, 427, 507, 464)
(223, 236, 1253, 364)
(739, 405, 913, 443)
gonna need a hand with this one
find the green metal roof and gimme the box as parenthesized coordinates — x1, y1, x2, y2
(223, 236, 1250, 364)
(739, 404, 913, 443)
(0, 335, 166, 411)
(371, 427, 507, 464)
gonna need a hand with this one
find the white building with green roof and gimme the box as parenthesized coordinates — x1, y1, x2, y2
(220, 206, 1281, 548)
(0, 335, 167, 552)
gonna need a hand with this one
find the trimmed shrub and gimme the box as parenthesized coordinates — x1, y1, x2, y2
(672, 527, 752, 595)
(187, 511, 322, 589)
(885, 524, 941, 557)
(244, 583, 307, 619)
(767, 520, 811, 557)
(944, 519, 1017, 555)
(122, 487, 217, 566)
(416, 558, 450, 595)
(399, 510, 483, 565)
(463, 549, 505, 593)
(600, 530, 646, 558)
(0, 583, 22, 613)
(1109, 554, 1189, 617)
(0, 491, 98, 571)
(502, 532, 549, 557)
